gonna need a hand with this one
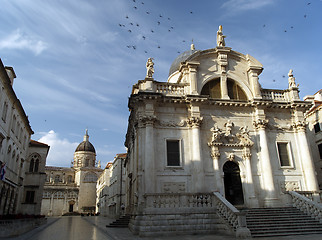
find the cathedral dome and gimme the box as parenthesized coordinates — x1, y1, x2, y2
(75, 130, 96, 153)
(168, 44, 199, 76)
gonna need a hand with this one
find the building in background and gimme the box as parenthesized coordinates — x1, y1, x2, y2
(96, 153, 126, 218)
(41, 130, 102, 216)
(304, 90, 322, 188)
(19, 140, 49, 215)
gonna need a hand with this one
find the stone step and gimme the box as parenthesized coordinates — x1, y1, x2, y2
(106, 215, 131, 228)
(247, 220, 321, 227)
(251, 228, 322, 237)
(245, 207, 322, 238)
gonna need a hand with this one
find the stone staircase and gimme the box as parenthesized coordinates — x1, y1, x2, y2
(245, 207, 322, 238)
(106, 215, 131, 228)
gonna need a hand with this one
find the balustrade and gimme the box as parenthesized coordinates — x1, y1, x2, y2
(155, 83, 186, 96)
(144, 193, 214, 209)
(289, 191, 322, 223)
(261, 89, 288, 101)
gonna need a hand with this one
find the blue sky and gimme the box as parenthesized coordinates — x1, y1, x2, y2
(0, 0, 321, 168)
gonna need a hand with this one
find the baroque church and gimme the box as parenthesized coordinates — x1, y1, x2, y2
(124, 26, 320, 237)
(41, 130, 102, 216)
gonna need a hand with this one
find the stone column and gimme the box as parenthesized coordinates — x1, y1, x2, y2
(293, 121, 319, 191)
(217, 49, 230, 99)
(187, 116, 204, 192)
(253, 119, 277, 206)
(50, 192, 54, 216)
(187, 62, 199, 95)
(242, 148, 258, 207)
(209, 145, 223, 194)
(140, 114, 157, 193)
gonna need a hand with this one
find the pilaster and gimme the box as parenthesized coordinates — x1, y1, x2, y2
(187, 105, 204, 192)
(187, 62, 199, 95)
(253, 116, 277, 206)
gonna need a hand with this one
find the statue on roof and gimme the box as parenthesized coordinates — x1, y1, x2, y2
(216, 25, 226, 47)
(288, 69, 299, 89)
(146, 58, 154, 78)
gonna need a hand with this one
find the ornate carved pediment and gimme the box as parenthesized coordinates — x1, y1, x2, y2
(208, 120, 254, 147)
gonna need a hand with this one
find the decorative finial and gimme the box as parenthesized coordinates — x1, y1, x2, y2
(146, 57, 154, 78)
(97, 160, 101, 168)
(83, 129, 89, 142)
(191, 39, 195, 50)
(216, 25, 226, 47)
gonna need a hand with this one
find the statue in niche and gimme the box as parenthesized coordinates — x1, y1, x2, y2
(288, 69, 299, 89)
(146, 58, 154, 78)
(216, 25, 226, 47)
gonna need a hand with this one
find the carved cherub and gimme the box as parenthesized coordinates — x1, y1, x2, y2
(210, 124, 222, 143)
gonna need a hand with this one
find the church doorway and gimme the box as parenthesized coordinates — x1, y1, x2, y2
(69, 202, 74, 213)
(223, 161, 244, 206)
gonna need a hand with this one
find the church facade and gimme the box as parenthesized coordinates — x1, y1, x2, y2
(41, 131, 102, 216)
(124, 26, 319, 236)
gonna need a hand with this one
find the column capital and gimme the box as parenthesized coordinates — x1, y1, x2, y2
(253, 119, 268, 130)
(138, 115, 157, 127)
(292, 121, 307, 132)
(187, 116, 203, 128)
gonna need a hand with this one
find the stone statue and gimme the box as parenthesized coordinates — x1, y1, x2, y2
(210, 125, 222, 143)
(224, 120, 234, 136)
(146, 58, 154, 78)
(216, 25, 226, 47)
(288, 69, 298, 89)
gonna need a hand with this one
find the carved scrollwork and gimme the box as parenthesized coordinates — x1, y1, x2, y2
(253, 119, 268, 130)
(186, 116, 203, 127)
(138, 115, 157, 126)
(292, 121, 307, 132)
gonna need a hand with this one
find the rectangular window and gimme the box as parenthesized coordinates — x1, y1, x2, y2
(277, 142, 291, 167)
(25, 191, 35, 203)
(318, 143, 322, 159)
(314, 123, 321, 133)
(166, 140, 180, 166)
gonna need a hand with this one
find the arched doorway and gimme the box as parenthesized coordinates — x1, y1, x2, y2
(223, 161, 244, 205)
(69, 201, 75, 213)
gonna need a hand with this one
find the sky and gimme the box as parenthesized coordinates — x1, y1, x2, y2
(0, 0, 321, 168)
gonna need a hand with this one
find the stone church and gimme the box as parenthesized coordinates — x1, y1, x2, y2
(41, 130, 102, 216)
(124, 26, 319, 236)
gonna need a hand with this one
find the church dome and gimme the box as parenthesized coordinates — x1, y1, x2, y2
(168, 45, 199, 76)
(75, 130, 96, 153)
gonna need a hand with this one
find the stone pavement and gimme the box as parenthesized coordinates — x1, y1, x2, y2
(4, 215, 322, 240)
(83, 215, 322, 240)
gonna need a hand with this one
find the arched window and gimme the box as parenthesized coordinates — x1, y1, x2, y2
(201, 78, 221, 98)
(201, 78, 247, 100)
(84, 173, 98, 183)
(227, 79, 247, 101)
(54, 175, 60, 183)
(85, 159, 90, 167)
(29, 154, 40, 173)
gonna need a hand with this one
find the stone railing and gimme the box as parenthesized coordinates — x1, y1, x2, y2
(144, 193, 214, 209)
(295, 191, 322, 203)
(213, 192, 250, 238)
(261, 89, 289, 101)
(155, 82, 186, 96)
(288, 191, 322, 223)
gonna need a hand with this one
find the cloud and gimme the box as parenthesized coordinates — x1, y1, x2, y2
(221, 0, 273, 14)
(0, 29, 47, 55)
(37, 130, 78, 167)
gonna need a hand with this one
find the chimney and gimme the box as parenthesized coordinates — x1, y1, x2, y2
(5, 66, 16, 86)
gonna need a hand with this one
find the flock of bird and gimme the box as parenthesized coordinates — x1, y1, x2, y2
(117, 0, 314, 81)
(118, 0, 194, 55)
